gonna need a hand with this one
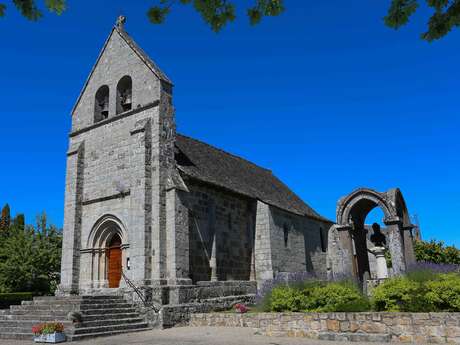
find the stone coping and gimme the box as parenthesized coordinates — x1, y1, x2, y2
(190, 312, 460, 343)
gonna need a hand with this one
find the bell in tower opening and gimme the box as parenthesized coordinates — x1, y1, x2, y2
(117, 75, 132, 114)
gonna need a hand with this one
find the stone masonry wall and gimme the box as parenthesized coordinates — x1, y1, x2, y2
(72, 28, 161, 131)
(186, 181, 255, 283)
(190, 312, 460, 343)
(270, 207, 332, 280)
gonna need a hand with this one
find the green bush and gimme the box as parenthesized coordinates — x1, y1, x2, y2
(424, 273, 460, 311)
(0, 292, 33, 309)
(267, 281, 370, 312)
(372, 272, 460, 312)
(371, 277, 424, 312)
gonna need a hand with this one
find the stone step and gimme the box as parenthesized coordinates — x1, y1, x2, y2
(34, 295, 123, 301)
(6, 310, 69, 317)
(0, 325, 73, 334)
(72, 321, 149, 335)
(69, 327, 151, 341)
(0, 320, 73, 328)
(0, 332, 33, 340)
(82, 312, 141, 322)
(11, 304, 80, 311)
(0, 314, 71, 321)
(79, 302, 133, 310)
(77, 317, 144, 328)
(0, 294, 149, 341)
(82, 307, 137, 315)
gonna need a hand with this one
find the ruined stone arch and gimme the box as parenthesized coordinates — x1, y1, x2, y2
(336, 188, 398, 227)
(327, 188, 416, 282)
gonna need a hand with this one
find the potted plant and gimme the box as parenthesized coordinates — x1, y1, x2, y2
(32, 322, 66, 343)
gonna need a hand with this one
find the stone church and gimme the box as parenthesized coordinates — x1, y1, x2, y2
(58, 17, 333, 304)
(58, 17, 417, 305)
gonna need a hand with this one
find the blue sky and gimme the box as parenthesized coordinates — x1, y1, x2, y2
(0, 1, 459, 246)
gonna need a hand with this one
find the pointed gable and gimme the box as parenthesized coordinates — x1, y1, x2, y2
(71, 19, 172, 132)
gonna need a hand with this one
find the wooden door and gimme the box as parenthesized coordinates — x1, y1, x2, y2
(107, 235, 122, 288)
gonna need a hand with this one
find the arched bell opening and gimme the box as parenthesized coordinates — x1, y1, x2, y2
(116, 76, 132, 114)
(94, 85, 110, 122)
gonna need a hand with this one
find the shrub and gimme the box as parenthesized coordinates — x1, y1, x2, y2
(424, 273, 460, 311)
(0, 292, 33, 309)
(266, 280, 370, 312)
(372, 271, 460, 312)
(255, 271, 316, 311)
(371, 277, 424, 312)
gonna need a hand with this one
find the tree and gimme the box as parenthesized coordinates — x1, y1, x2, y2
(0, 212, 62, 294)
(12, 213, 25, 231)
(385, 0, 460, 41)
(0, 203, 11, 233)
(414, 239, 460, 265)
(0, 1, 458, 40)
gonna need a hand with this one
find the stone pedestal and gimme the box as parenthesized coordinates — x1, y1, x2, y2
(369, 246, 388, 279)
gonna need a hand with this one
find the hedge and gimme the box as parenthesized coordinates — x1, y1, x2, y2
(0, 292, 33, 309)
(265, 281, 370, 312)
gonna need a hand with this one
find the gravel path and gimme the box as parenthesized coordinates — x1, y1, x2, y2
(1, 326, 427, 345)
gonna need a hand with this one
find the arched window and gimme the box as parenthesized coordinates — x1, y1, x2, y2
(116, 76, 132, 114)
(94, 85, 109, 122)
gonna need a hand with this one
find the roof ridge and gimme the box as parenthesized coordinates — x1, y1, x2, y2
(71, 23, 172, 115)
(115, 26, 172, 85)
(176, 133, 272, 173)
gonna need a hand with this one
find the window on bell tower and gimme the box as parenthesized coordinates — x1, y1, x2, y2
(116, 76, 132, 114)
(94, 85, 109, 122)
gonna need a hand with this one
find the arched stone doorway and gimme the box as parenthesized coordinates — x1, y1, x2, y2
(81, 215, 129, 289)
(327, 188, 416, 282)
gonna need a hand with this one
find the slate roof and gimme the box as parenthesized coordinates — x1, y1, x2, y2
(175, 134, 330, 221)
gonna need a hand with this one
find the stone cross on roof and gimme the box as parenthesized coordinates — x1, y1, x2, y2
(116, 15, 126, 30)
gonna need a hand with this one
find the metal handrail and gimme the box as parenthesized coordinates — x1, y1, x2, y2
(121, 270, 160, 313)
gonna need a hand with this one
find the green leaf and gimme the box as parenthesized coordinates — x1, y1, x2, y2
(0, 3, 6, 17)
(12, 0, 42, 20)
(147, 6, 170, 24)
(45, 0, 66, 15)
(384, 0, 418, 29)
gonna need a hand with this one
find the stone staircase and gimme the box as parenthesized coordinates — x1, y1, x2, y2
(0, 295, 151, 341)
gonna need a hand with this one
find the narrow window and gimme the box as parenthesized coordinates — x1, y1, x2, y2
(320, 227, 327, 252)
(94, 85, 109, 122)
(116, 76, 132, 114)
(283, 224, 289, 248)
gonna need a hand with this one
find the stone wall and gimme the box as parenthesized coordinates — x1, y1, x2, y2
(72, 28, 161, 131)
(190, 312, 460, 343)
(270, 207, 331, 280)
(186, 181, 255, 283)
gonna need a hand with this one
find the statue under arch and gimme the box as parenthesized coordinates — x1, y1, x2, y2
(327, 188, 416, 283)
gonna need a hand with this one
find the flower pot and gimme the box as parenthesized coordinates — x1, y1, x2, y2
(33, 332, 66, 343)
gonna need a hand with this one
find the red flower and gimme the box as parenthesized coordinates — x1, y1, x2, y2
(234, 303, 248, 314)
(32, 322, 64, 335)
